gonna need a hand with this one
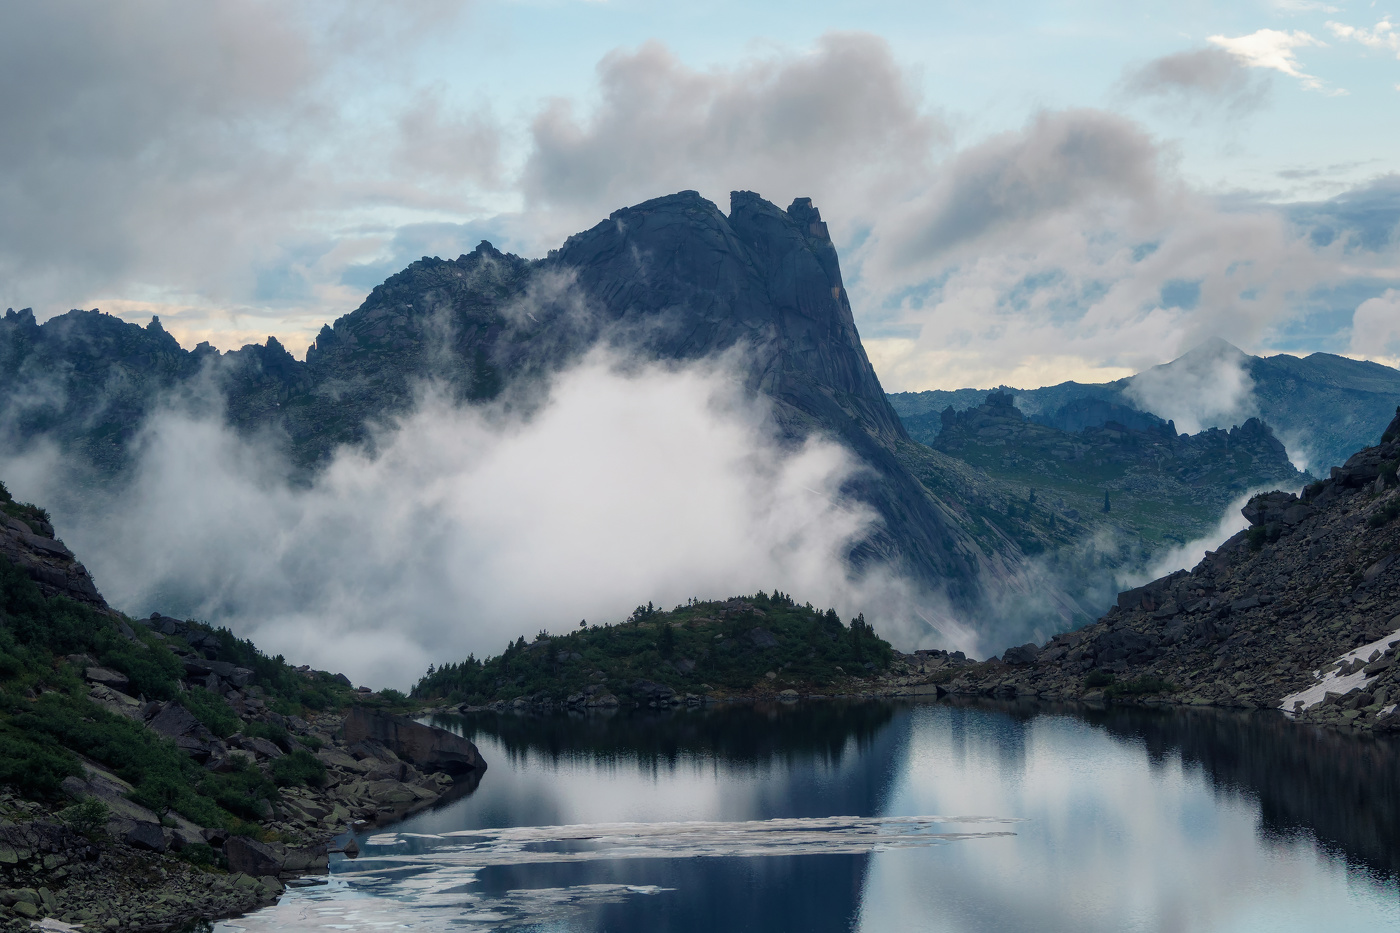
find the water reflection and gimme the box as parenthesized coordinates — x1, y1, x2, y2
(213, 701, 1399, 933)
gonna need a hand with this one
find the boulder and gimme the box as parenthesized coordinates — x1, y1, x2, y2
(225, 836, 284, 877)
(84, 666, 131, 692)
(745, 627, 780, 649)
(341, 708, 487, 776)
(148, 702, 215, 759)
(123, 821, 166, 852)
(1002, 643, 1041, 665)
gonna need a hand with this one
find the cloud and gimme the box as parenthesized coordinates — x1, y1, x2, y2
(847, 100, 1358, 393)
(1120, 47, 1271, 116)
(394, 93, 504, 188)
(1207, 29, 1326, 90)
(521, 32, 945, 241)
(0, 0, 487, 344)
(1328, 18, 1400, 57)
(2, 350, 942, 689)
(867, 110, 1161, 275)
(1350, 289, 1400, 365)
(1122, 339, 1257, 434)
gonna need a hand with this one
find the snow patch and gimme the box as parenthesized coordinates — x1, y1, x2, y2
(1279, 628, 1400, 713)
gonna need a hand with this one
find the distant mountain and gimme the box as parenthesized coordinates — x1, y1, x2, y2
(927, 391, 1306, 549)
(938, 409, 1400, 739)
(889, 341, 1400, 471)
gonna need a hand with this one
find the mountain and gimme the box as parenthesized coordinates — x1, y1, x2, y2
(1, 191, 1078, 635)
(926, 408, 1400, 734)
(927, 391, 1306, 548)
(889, 340, 1400, 472)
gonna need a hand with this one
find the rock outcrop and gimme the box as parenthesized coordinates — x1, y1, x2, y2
(0, 509, 104, 607)
(341, 708, 487, 775)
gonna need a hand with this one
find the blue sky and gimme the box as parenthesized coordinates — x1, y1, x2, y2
(3, 0, 1400, 389)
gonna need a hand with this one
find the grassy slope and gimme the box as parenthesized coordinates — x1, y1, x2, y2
(411, 592, 894, 705)
(0, 481, 403, 832)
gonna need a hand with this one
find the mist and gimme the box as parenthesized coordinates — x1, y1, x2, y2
(1122, 339, 1257, 435)
(0, 351, 948, 689)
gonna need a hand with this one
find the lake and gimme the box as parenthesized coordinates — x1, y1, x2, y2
(207, 699, 1400, 932)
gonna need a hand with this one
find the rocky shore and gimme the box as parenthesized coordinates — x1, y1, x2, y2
(0, 700, 485, 932)
(0, 503, 487, 932)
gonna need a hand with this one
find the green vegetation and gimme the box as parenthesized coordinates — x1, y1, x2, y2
(1104, 676, 1176, 698)
(1368, 496, 1400, 529)
(58, 796, 110, 836)
(412, 591, 894, 705)
(1083, 670, 1116, 690)
(1248, 524, 1283, 550)
(1082, 670, 1176, 698)
(0, 486, 365, 828)
(269, 749, 326, 788)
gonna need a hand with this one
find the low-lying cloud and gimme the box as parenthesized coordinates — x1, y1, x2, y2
(1123, 338, 1257, 435)
(3, 352, 941, 689)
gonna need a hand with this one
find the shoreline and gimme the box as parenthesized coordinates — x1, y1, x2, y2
(0, 708, 484, 933)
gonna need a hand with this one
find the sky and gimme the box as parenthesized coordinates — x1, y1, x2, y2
(5, 0, 1400, 391)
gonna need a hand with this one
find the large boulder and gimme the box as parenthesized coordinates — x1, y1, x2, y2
(341, 708, 486, 776)
(147, 702, 215, 759)
(225, 836, 284, 877)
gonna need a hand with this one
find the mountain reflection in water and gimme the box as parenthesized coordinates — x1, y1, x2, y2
(205, 701, 1399, 933)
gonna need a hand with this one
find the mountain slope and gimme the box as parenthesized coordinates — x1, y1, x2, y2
(932, 407, 1400, 733)
(927, 391, 1306, 548)
(889, 341, 1400, 472)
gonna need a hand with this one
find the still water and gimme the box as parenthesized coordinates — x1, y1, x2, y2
(214, 700, 1400, 932)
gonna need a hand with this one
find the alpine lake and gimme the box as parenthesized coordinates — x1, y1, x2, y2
(197, 699, 1399, 933)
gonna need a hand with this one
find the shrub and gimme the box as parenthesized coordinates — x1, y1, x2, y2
(1367, 498, 1400, 529)
(270, 749, 326, 788)
(1105, 676, 1176, 698)
(1247, 524, 1281, 550)
(59, 796, 110, 836)
(198, 760, 277, 821)
(178, 842, 217, 867)
(183, 688, 239, 738)
(0, 730, 80, 799)
(1083, 670, 1116, 689)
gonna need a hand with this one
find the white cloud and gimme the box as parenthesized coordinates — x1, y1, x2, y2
(844, 105, 1340, 392)
(1120, 47, 1271, 118)
(1350, 289, 1400, 365)
(1328, 18, 1400, 57)
(3, 351, 941, 689)
(1207, 28, 1326, 89)
(1122, 339, 1257, 434)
